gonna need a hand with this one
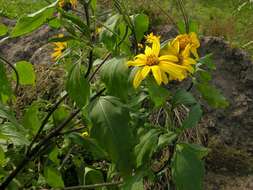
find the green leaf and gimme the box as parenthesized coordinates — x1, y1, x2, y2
(84, 167, 104, 188)
(14, 61, 36, 85)
(89, 96, 133, 175)
(177, 20, 198, 34)
(179, 143, 209, 159)
(60, 10, 90, 36)
(134, 128, 161, 168)
(11, 1, 57, 37)
(132, 13, 149, 42)
(157, 131, 177, 149)
(49, 147, 60, 166)
(66, 63, 90, 108)
(146, 78, 170, 107)
(172, 89, 196, 108)
(0, 123, 29, 146)
(99, 14, 122, 51)
(48, 17, 61, 29)
(196, 83, 229, 108)
(23, 103, 41, 135)
(0, 147, 6, 166)
(197, 54, 216, 70)
(90, 0, 97, 12)
(0, 103, 21, 128)
(68, 133, 108, 160)
(44, 166, 64, 188)
(171, 143, 205, 190)
(122, 171, 144, 190)
(182, 104, 202, 129)
(0, 23, 8, 36)
(0, 62, 12, 103)
(101, 57, 129, 101)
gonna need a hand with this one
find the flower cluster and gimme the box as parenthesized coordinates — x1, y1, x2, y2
(51, 34, 67, 61)
(127, 32, 200, 88)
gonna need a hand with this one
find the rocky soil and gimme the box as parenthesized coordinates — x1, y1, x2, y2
(1, 18, 253, 189)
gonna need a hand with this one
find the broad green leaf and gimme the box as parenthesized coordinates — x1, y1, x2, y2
(172, 89, 196, 108)
(132, 13, 149, 42)
(177, 20, 198, 34)
(146, 78, 170, 107)
(53, 105, 70, 126)
(179, 143, 209, 159)
(197, 70, 212, 83)
(122, 171, 144, 190)
(11, 1, 57, 37)
(182, 104, 202, 129)
(66, 63, 90, 108)
(49, 147, 60, 166)
(48, 17, 61, 29)
(89, 96, 133, 175)
(134, 128, 161, 168)
(100, 14, 122, 51)
(0, 103, 21, 128)
(84, 167, 104, 188)
(68, 133, 108, 159)
(0, 62, 12, 103)
(171, 143, 205, 190)
(196, 83, 229, 108)
(0, 23, 8, 36)
(14, 61, 36, 85)
(101, 57, 129, 101)
(23, 103, 41, 135)
(44, 166, 64, 188)
(0, 123, 29, 146)
(157, 131, 177, 149)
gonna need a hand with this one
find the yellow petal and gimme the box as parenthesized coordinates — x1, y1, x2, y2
(145, 46, 152, 56)
(159, 61, 187, 81)
(151, 65, 162, 85)
(141, 66, 151, 78)
(159, 55, 179, 62)
(127, 59, 146, 67)
(190, 32, 200, 48)
(151, 39, 160, 57)
(161, 71, 169, 84)
(191, 48, 199, 59)
(133, 69, 144, 88)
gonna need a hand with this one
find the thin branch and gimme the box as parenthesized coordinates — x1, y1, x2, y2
(63, 181, 123, 190)
(0, 89, 105, 189)
(176, 0, 189, 33)
(89, 52, 111, 82)
(0, 56, 19, 94)
(60, 126, 87, 135)
(27, 93, 68, 154)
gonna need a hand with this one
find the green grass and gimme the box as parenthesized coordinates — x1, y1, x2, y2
(0, 0, 53, 19)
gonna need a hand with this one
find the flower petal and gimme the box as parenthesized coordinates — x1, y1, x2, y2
(145, 46, 153, 56)
(127, 59, 146, 67)
(161, 71, 169, 84)
(133, 69, 144, 88)
(151, 65, 162, 85)
(159, 55, 179, 62)
(159, 61, 187, 81)
(141, 66, 151, 78)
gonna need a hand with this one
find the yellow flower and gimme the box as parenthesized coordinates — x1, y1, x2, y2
(167, 39, 197, 77)
(173, 32, 200, 59)
(127, 33, 189, 88)
(51, 34, 67, 61)
(59, 0, 77, 9)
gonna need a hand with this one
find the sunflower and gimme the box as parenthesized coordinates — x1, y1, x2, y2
(127, 33, 189, 88)
(51, 34, 67, 61)
(173, 32, 200, 59)
(59, 0, 77, 9)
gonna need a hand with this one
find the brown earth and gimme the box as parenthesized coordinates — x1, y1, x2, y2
(1, 19, 253, 189)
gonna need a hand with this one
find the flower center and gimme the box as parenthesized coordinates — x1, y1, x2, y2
(179, 36, 191, 49)
(146, 55, 159, 66)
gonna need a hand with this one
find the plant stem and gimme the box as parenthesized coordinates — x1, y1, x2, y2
(0, 56, 19, 94)
(0, 89, 105, 189)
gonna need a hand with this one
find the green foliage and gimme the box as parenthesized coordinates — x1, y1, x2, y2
(182, 104, 202, 129)
(44, 166, 64, 188)
(11, 1, 57, 37)
(132, 13, 149, 42)
(14, 61, 36, 85)
(172, 89, 196, 108)
(0, 63, 12, 103)
(89, 96, 133, 176)
(0, 23, 8, 36)
(84, 167, 104, 188)
(171, 143, 207, 190)
(101, 57, 129, 101)
(66, 63, 90, 108)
